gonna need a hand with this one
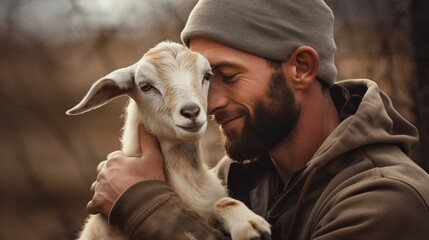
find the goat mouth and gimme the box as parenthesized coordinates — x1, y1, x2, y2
(176, 123, 205, 133)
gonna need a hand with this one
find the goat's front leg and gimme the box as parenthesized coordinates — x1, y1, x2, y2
(209, 197, 272, 240)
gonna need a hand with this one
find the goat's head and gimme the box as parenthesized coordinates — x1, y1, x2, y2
(66, 41, 212, 141)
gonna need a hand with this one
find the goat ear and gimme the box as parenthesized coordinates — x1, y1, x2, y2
(66, 65, 135, 115)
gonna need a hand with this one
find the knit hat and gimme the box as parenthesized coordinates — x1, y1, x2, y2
(181, 0, 337, 86)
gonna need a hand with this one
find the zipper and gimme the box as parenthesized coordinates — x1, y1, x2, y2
(267, 166, 307, 215)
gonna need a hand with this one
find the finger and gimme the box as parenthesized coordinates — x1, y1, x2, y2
(90, 181, 97, 192)
(87, 200, 99, 215)
(96, 161, 106, 173)
(107, 150, 123, 159)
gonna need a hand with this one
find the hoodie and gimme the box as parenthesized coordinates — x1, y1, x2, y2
(109, 79, 429, 240)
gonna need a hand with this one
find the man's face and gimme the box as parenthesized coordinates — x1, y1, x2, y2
(190, 38, 300, 161)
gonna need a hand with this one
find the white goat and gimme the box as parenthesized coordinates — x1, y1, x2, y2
(67, 41, 271, 240)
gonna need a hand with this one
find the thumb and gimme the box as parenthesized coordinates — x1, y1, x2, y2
(138, 124, 161, 156)
(137, 124, 165, 181)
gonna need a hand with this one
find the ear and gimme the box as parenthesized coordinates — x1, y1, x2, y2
(283, 46, 319, 90)
(66, 65, 135, 115)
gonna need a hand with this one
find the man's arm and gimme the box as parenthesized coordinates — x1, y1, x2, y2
(87, 125, 166, 216)
(311, 176, 429, 240)
(109, 180, 229, 239)
(87, 125, 230, 239)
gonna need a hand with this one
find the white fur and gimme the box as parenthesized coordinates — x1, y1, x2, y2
(67, 41, 271, 240)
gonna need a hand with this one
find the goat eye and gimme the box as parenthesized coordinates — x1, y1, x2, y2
(140, 83, 152, 92)
(204, 73, 211, 81)
(202, 72, 212, 84)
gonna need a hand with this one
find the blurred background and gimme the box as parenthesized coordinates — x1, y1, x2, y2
(0, 0, 427, 239)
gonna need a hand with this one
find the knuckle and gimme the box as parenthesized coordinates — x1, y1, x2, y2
(107, 150, 123, 159)
(96, 172, 106, 183)
(96, 161, 106, 172)
(90, 194, 103, 207)
(90, 181, 96, 192)
(105, 156, 121, 166)
(87, 199, 99, 214)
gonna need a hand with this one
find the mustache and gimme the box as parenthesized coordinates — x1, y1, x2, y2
(213, 107, 248, 125)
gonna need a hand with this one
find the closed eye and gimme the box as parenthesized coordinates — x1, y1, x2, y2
(222, 73, 238, 83)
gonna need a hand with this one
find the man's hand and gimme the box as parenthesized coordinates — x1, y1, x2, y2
(87, 124, 165, 216)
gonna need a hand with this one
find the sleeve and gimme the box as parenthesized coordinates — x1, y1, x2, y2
(311, 177, 429, 240)
(108, 180, 231, 240)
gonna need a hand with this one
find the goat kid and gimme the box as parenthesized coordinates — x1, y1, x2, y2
(67, 41, 271, 240)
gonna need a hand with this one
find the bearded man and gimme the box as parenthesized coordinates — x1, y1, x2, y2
(87, 0, 429, 239)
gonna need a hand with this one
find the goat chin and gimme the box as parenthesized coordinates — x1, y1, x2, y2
(70, 41, 271, 240)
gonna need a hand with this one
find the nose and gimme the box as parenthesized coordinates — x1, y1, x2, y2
(207, 79, 228, 115)
(180, 103, 200, 120)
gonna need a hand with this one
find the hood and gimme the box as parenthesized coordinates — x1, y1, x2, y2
(309, 79, 419, 169)
(260, 79, 419, 239)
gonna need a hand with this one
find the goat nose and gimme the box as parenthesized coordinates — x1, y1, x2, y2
(180, 103, 200, 120)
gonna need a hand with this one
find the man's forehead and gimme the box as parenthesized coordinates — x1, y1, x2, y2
(189, 38, 254, 70)
(189, 38, 225, 55)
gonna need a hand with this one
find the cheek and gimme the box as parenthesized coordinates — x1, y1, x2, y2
(234, 78, 270, 111)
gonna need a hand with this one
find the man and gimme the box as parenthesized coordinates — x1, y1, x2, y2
(87, 0, 429, 239)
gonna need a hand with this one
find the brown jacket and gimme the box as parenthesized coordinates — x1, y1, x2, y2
(109, 79, 429, 239)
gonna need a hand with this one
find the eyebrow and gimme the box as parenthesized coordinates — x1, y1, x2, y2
(210, 61, 244, 71)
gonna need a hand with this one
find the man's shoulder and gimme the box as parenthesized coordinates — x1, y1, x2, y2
(329, 143, 429, 209)
(364, 144, 429, 206)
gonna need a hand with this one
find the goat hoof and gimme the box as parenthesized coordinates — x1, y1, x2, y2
(250, 232, 271, 240)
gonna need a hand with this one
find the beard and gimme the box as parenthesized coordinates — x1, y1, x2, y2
(219, 67, 300, 161)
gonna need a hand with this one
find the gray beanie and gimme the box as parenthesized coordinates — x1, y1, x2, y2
(181, 0, 337, 86)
